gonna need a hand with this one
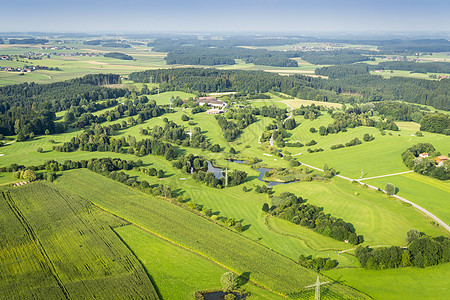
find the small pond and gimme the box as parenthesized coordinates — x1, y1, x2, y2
(256, 168, 299, 187)
(192, 160, 225, 180)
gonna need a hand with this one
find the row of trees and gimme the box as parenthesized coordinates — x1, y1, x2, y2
(356, 230, 449, 269)
(264, 192, 364, 244)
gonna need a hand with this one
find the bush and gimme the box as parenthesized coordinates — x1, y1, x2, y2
(37, 147, 43, 153)
(220, 272, 237, 292)
(22, 169, 37, 181)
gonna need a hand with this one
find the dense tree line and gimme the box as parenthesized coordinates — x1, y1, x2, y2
(104, 52, 134, 60)
(0, 74, 125, 136)
(315, 64, 371, 78)
(251, 57, 298, 67)
(372, 102, 424, 122)
(83, 39, 102, 45)
(265, 192, 363, 244)
(299, 50, 374, 65)
(163, 47, 301, 67)
(316, 61, 450, 79)
(401, 143, 450, 180)
(419, 114, 450, 135)
(102, 43, 131, 48)
(8, 38, 48, 44)
(129, 68, 450, 110)
(356, 234, 449, 269)
(377, 61, 450, 73)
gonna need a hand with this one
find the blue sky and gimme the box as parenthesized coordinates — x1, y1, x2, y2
(2, 0, 449, 33)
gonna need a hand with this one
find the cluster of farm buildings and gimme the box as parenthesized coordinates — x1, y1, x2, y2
(419, 153, 449, 167)
(183, 97, 228, 114)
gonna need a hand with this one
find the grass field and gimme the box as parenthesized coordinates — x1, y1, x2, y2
(363, 172, 450, 225)
(0, 181, 159, 299)
(116, 225, 286, 300)
(324, 263, 450, 300)
(55, 169, 368, 298)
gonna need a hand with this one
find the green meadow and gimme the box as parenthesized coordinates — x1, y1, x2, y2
(324, 263, 450, 300)
(116, 225, 286, 300)
(55, 169, 367, 298)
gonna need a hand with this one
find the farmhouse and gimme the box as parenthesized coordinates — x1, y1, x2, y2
(195, 97, 227, 108)
(419, 153, 429, 158)
(435, 155, 449, 167)
(205, 109, 223, 115)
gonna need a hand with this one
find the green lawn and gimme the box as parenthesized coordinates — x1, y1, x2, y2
(363, 172, 450, 225)
(324, 263, 450, 300)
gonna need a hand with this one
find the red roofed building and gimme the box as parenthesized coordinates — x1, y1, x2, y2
(435, 156, 449, 167)
(419, 153, 429, 158)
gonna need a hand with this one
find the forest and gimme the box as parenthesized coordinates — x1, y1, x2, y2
(0, 74, 126, 136)
(129, 68, 450, 110)
(316, 61, 450, 78)
(8, 38, 48, 44)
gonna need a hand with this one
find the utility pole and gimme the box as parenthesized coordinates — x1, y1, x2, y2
(223, 168, 230, 186)
(305, 275, 330, 300)
(187, 128, 193, 142)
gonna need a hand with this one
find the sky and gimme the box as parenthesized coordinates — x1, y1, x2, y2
(1, 0, 450, 33)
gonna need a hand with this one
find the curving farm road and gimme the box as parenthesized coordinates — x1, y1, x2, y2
(299, 162, 450, 234)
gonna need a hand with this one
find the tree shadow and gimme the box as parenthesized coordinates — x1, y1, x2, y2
(237, 272, 251, 287)
(242, 224, 251, 232)
(395, 187, 400, 194)
(246, 175, 258, 181)
(172, 188, 185, 197)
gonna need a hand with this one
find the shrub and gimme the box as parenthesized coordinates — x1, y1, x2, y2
(220, 272, 237, 292)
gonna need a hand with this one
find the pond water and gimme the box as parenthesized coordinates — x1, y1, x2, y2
(227, 159, 246, 164)
(256, 168, 298, 187)
(206, 160, 223, 179)
(191, 160, 224, 179)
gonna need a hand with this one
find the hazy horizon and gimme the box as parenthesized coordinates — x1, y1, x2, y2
(2, 0, 449, 34)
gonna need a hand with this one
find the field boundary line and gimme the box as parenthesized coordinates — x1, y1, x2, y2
(358, 170, 414, 181)
(84, 199, 287, 297)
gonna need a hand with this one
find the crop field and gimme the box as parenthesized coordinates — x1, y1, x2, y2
(0, 181, 159, 299)
(55, 169, 369, 298)
(116, 225, 286, 300)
